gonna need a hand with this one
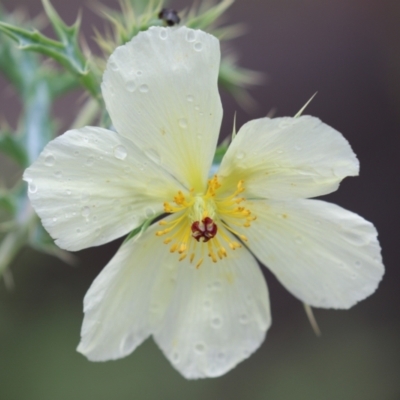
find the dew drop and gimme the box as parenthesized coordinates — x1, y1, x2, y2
(194, 343, 205, 354)
(213, 281, 222, 290)
(52, 217, 57, 222)
(113, 145, 128, 160)
(85, 157, 94, 167)
(76, 228, 81, 234)
(145, 148, 161, 164)
(82, 206, 90, 218)
(194, 105, 200, 111)
(355, 260, 362, 269)
(159, 30, 167, 40)
(186, 30, 196, 42)
(186, 95, 194, 102)
(145, 207, 155, 218)
(109, 60, 118, 71)
(44, 155, 55, 166)
(126, 81, 136, 92)
(203, 299, 211, 309)
(211, 316, 222, 329)
(239, 314, 249, 324)
(66, 189, 72, 196)
(120, 333, 137, 354)
(139, 84, 149, 93)
(171, 351, 180, 363)
(54, 171, 63, 179)
(136, 70, 142, 76)
(236, 151, 245, 160)
(73, 150, 79, 157)
(194, 42, 203, 51)
(178, 118, 188, 128)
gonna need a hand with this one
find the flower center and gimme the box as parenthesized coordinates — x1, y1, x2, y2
(156, 175, 256, 268)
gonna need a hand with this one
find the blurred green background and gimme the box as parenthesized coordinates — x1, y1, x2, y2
(1, 0, 399, 399)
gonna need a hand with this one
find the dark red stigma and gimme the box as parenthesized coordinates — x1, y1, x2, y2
(191, 217, 218, 242)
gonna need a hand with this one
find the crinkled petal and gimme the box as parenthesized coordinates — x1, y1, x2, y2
(102, 26, 223, 191)
(218, 116, 359, 199)
(77, 223, 178, 361)
(23, 126, 182, 251)
(153, 236, 271, 379)
(240, 199, 384, 308)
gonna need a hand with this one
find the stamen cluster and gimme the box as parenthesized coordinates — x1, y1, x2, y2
(155, 176, 257, 268)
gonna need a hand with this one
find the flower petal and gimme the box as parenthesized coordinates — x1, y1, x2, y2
(23, 126, 182, 251)
(102, 26, 223, 191)
(218, 116, 359, 199)
(153, 239, 271, 379)
(241, 199, 384, 308)
(77, 223, 178, 361)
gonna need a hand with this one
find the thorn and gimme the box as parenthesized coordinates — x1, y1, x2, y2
(303, 303, 321, 337)
(294, 92, 318, 118)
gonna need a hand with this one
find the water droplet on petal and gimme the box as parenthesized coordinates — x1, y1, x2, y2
(114, 145, 128, 160)
(159, 30, 167, 40)
(355, 260, 362, 269)
(194, 105, 200, 111)
(178, 118, 188, 128)
(211, 316, 222, 329)
(76, 228, 81, 234)
(213, 281, 222, 290)
(82, 206, 90, 218)
(52, 217, 57, 222)
(139, 84, 149, 93)
(120, 333, 137, 354)
(236, 151, 245, 160)
(126, 81, 136, 92)
(85, 157, 94, 166)
(109, 60, 118, 71)
(194, 343, 205, 354)
(66, 189, 72, 196)
(203, 299, 211, 309)
(186, 30, 196, 42)
(145, 207, 155, 218)
(171, 351, 180, 363)
(186, 95, 194, 102)
(54, 171, 63, 179)
(136, 70, 142, 76)
(73, 150, 79, 157)
(44, 155, 55, 166)
(194, 42, 203, 51)
(239, 314, 249, 324)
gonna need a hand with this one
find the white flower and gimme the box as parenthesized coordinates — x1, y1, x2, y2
(23, 26, 384, 379)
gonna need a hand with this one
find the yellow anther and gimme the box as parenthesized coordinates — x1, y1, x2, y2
(179, 253, 187, 261)
(178, 244, 186, 254)
(163, 238, 172, 244)
(240, 235, 248, 242)
(244, 223, 251, 228)
(190, 253, 195, 263)
(170, 244, 178, 253)
(196, 258, 204, 269)
(158, 220, 168, 226)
